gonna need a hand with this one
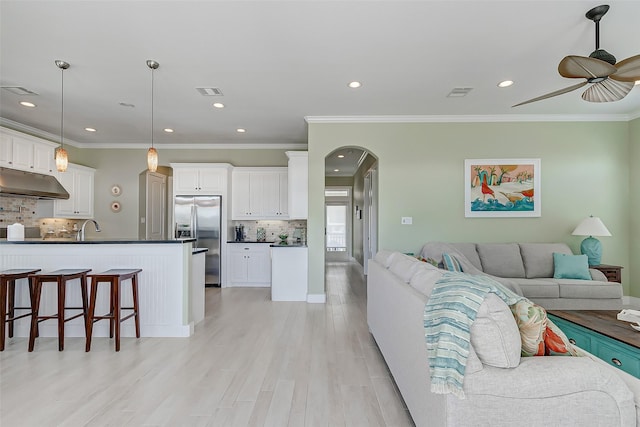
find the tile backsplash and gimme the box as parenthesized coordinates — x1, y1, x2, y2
(232, 220, 307, 243)
(0, 196, 79, 238)
(0, 197, 38, 226)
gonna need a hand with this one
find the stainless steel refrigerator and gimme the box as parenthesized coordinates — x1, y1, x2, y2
(174, 195, 221, 286)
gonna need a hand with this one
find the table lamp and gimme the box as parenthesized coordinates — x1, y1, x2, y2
(571, 215, 611, 266)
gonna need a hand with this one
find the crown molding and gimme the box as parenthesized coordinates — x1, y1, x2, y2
(630, 110, 640, 120)
(305, 113, 637, 123)
(0, 119, 306, 150)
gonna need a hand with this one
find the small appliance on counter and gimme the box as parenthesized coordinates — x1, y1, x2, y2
(6, 223, 25, 241)
(234, 224, 245, 241)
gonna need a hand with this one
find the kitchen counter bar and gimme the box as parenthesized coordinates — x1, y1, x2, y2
(1, 238, 196, 244)
(1, 239, 201, 339)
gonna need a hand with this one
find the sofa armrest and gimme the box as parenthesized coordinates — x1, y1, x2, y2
(589, 268, 608, 282)
(452, 356, 636, 426)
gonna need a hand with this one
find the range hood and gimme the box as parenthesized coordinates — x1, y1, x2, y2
(0, 167, 70, 200)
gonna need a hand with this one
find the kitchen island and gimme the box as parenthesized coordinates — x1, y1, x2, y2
(0, 238, 202, 338)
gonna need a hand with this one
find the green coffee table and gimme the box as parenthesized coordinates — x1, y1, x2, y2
(548, 310, 640, 379)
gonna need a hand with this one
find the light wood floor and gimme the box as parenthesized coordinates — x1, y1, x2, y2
(0, 261, 413, 426)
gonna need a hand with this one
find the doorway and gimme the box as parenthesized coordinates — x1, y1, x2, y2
(325, 187, 352, 261)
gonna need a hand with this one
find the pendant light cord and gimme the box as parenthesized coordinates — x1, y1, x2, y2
(151, 66, 154, 149)
(60, 66, 64, 149)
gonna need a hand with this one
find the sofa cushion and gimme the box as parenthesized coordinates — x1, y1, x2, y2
(374, 250, 397, 268)
(470, 294, 521, 368)
(409, 266, 445, 298)
(442, 253, 463, 272)
(510, 299, 578, 357)
(477, 243, 526, 278)
(520, 243, 573, 278)
(557, 280, 623, 299)
(553, 253, 591, 280)
(514, 279, 560, 298)
(450, 243, 483, 271)
(388, 253, 423, 283)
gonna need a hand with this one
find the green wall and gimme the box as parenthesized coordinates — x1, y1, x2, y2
(69, 148, 288, 238)
(630, 117, 640, 298)
(308, 121, 635, 297)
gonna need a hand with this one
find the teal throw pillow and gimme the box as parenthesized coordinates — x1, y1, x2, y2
(442, 253, 463, 272)
(553, 252, 591, 280)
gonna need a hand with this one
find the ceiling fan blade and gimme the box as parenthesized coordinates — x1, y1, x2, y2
(582, 79, 634, 102)
(558, 55, 616, 79)
(610, 54, 640, 82)
(512, 81, 588, 107)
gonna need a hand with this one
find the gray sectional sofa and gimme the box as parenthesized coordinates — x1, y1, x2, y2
(419, 242, 623, 310)
(368, 250, 639, 426)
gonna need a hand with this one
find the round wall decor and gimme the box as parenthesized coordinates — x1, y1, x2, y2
(110, 201, 122, 212)
(111, 185, 122, 196)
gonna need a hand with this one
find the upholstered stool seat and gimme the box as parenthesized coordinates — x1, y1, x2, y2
(1, 269, 41, 351)
(28, 269, 91, 351)
(86, 269, 142, 351)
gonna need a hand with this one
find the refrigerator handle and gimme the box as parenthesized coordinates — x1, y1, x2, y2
(192, 204, 198, 240)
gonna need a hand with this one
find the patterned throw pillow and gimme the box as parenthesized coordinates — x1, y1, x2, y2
(442, 253, 463, 272)
(510, 299, 578, 357)
(418, 256, 439, 267)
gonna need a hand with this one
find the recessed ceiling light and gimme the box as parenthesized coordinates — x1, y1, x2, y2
(348, 81, 362, 89)
(85, 127, 97, 132)
(19, 101, 36, 107)
(498, 80, 514, 88)
(337, 154, 345, 158)
(213, 102, 225, 108)
(334, 169, 340, 172)
(164, 128, 174, 133)
(236, 128, 246, 133)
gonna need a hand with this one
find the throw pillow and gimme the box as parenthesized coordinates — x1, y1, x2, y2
(442, 253, 463, 272)
(553, 252, 591, 280)
(510, 299, 578, 357)
(419, 256, 439, 267)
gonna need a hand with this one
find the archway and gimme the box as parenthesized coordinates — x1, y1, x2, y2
(324, 147, 378, 271)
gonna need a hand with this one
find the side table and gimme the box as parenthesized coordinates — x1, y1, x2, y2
(591, 264, 623, 283)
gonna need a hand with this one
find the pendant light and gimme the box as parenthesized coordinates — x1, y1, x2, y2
(55, 60, 70, 172)
(146, 60, 159, 172)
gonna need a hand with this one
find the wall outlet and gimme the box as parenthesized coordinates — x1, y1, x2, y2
(401, 217, 413, 225)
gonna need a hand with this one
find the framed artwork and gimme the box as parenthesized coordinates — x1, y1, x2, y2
(464, 158, 541, 218)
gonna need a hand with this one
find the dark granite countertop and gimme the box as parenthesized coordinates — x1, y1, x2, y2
(227, 240, 275, 244)
(1, 238, 197, 244)
(192, 247, 209, 254)
(270, 243, 308, 248)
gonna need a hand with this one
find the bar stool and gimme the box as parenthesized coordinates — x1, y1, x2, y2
(28, 269, 91, 352)
(86, 269, 142, 352)
(1, 269, 41, 351)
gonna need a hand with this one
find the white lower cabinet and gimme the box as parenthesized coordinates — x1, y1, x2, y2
(227, 243, 271, 287)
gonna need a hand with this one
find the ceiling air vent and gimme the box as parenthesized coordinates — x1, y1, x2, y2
(447, 87, 473, 98)
(1, 86, 39, 96)
(196, 87, 224, 96)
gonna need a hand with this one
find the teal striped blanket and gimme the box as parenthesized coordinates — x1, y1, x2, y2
(424, 272, 523, 398)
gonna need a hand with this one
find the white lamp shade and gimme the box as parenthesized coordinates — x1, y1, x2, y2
(571, 216, 612, 237)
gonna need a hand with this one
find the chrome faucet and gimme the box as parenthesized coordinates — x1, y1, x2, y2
(77, 219, 101, 241)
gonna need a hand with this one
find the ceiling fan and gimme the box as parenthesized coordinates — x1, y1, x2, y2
(514, 4, 640, 107)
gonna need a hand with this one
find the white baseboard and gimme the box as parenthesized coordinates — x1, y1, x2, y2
(307, 293, 326, 304)
(623, 295, 640, 308)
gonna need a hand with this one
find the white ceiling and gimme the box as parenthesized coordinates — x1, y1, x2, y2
(1, 0, 639, 158)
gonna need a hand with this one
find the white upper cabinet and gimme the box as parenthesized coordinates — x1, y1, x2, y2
(232, 168, 288, 220)
(54, 163, 95, 218)
(286, 151, 308, 219)
(172, 164, 230, 195)
(0, 129, 56, 175)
